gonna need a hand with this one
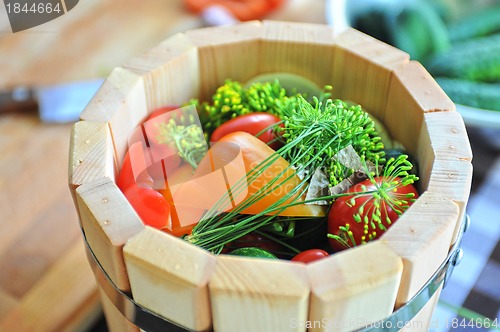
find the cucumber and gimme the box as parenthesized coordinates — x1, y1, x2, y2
(388, 1, 450, 62)
(448, 6, 500, 43)
(426, 34, 500, 83)
(228, 247, 278, 259)
(435, 77, 500, 112)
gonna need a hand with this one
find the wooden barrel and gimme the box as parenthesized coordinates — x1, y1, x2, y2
(68, 21, 472, 332)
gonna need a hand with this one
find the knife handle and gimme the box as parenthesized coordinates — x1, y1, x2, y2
(0, 87, 38, 114)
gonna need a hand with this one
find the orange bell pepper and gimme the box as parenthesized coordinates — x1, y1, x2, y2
(159, 163, 202, 237)
(171, 131, 325, 222)
(215, 131, 325, 217)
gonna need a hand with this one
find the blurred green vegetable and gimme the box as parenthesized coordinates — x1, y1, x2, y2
(426, 34, 500, 82)
(389, 1, 450, 62)
(435, 77, 500, 112)
(448, 6, 500, 42)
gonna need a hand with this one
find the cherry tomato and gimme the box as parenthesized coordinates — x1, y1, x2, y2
(211, 112, 283, 150)
(118, 109, 183, 191)
(116, 142, 181, 191)
(123, 184, 171, 229)
(328, 176, 419, 252)
(291, 249, 329, 263)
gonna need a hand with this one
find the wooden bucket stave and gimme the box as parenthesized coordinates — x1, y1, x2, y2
(68, 21, 472, 332)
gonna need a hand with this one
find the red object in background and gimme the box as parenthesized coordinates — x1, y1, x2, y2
(184, 0, 286, 21)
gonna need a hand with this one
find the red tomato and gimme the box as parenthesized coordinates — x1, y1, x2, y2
(291, 249, 329, 263)
(328, 176, 419, 252)
(123, 185, 171, 229)
(116, 146, 153, 191)
(116, 142, 181, 191)
(210, 113, 283, 150)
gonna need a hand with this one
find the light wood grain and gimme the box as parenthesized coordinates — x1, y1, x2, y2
(0, 119, 76, 254)
(76, 177, 144, 292)
(419, 111, 473, 241)
(80, 67, 148, 164)
(185, 21, 264, 101)
(384, 61, 456, 156)
(0, 196, 80, 298)
(0, 290, 17, 320)
(124, 226, 215, 332)
(381, 191, 459, 308)
(260, 21, 337, 90)
(0, 0, 197, 89)
(0, 0, 327, 90)
(68, 121, 116, 202)
(426, 159, 473, 240)
(420, 112, 472, 214)
(333, 28, 409, 122)
(0, 114, 100, 330)
(420, 112, 473, 163)
(307, 241, 403, 332)
(124, 33, 200, 111)
(209, 256, 309, 332)
(0, 241, 100, 332)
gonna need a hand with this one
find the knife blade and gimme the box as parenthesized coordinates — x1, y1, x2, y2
(0, 78, 104, 123)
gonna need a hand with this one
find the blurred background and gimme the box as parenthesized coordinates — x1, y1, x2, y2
(0, 0, 498, 331)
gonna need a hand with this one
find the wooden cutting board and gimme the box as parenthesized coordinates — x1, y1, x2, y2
(0, 114, 101, 331)
(0, 0, 202, 89)
(0, 0, 326, 90)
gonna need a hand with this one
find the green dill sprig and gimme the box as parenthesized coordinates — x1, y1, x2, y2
(187, 79, 293, 136)
(156, 119, 207, 169)
(245, 80, 290, 116)
(280, 95, 385, 185)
